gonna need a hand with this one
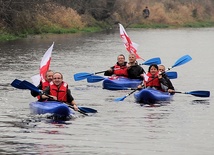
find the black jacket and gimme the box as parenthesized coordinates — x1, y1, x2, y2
(127, 63, 145, 79)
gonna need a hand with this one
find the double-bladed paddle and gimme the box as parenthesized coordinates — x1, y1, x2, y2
(86, 71, 178, 83)
(114, 54, 192, 102)
(11, 79, 97, 115)
(74, 57, 161, 81)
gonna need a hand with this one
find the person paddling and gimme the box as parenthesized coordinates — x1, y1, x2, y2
(158, 65, 175, 94)
(104, 54, 128, 77)
(31, 70, 54, 101)
(41, 72, 79, 111)
(138, 64, 169, 91)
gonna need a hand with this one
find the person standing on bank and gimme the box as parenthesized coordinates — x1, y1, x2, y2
(104, 54, 128, 77)
(143, 6, 150, 19)
(41, 72, 79, 111)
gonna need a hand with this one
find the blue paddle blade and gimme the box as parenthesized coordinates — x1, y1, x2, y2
(21, 80, 41, 93)
(87, 75, 105, 83)
(172, 55, 192, 68)
(166, 71, 177, 79)
(74, 72, 93, 81)
(142, 57, 161, 65)
(187, 91, 210, 97)
(78, 106, 97, 113)
(11, 79, 24, 89)
(114, 96, 127, 102)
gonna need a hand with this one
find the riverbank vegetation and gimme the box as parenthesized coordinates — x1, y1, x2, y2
(1, 0, 214, 41)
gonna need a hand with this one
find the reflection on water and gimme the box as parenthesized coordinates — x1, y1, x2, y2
(191, 99, 210, 105)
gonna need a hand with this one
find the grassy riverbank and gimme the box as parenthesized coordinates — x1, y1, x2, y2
(0, 27, 102, 42)
(131, 21, 214, 29)
(1, 0, 214, 42)
(1, 21, 214, 42)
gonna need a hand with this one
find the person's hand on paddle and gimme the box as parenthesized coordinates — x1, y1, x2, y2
(168, 89, 175, 93)
(41, 93, 57, 100)
(107, 68, 113, 73)
(70, 100, 78, 111)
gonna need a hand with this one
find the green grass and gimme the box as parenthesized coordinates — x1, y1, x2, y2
(131, 23, 170, 29)
(183, 21, 214, 28)
(0, 25, 103, 41)
(0, 33, 20, 42)
(1, 21, 214, 42)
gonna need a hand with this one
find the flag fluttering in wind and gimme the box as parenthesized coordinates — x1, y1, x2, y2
(119, 23, 144, 60)
(40, 42, 54, 80)
(31, 42, 54, 86)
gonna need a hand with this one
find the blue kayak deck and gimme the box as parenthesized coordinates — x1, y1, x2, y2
(103, 77, 141, 90)
(29, 101, 75, 117)
(134, 88, 173, 104)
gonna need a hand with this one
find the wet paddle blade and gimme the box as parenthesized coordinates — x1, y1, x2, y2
(172, 55, 192, 68)
(68, 105, 97, 116)
(175, 90, 210, 97)
(78, 106, 98, 113)
(21, 80, 41, 93)
(114, 96, 127, 102)
(11, 79, 24, 89)
(74, 72, 93, 81)
(142, 57, 161, 65)
(187, 90, 210, 97)
(87, 75, 105, 83)
(166, 71, 177, 79)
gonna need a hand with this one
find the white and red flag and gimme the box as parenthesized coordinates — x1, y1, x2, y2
(31, 42, 54, 85)
(119, 23, 144, 60)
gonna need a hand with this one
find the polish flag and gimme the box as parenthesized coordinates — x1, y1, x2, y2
(31, 42, 54, 86)
(119, 23, 144, 60)
(40, 42, 54, 80)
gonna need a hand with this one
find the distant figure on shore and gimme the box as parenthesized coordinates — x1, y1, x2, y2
(143, 6, 150, 19)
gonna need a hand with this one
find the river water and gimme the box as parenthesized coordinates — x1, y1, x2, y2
(0, 27, 213, 155)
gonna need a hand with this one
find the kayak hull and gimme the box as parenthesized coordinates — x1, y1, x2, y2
(103, 77, 141, 90)
(29, 101, 75, 118)
(134, 88, 172, 104)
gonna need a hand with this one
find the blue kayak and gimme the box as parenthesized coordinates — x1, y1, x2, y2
(29, 101, 75, 118)
(134, 88, 173, 104)
(102, 77, 141, 90)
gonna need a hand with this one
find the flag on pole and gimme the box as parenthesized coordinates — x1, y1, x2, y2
(40, 42, 54, 80)
(119, 23, 144, 60)
(31, 42, 54, 86)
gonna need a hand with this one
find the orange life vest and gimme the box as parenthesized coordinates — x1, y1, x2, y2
(113, 64, 128, 77)
(144, 72, 161, 88)
(49, 81, 68, 102)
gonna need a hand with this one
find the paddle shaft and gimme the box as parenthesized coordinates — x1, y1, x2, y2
(94, 71, 106, 74)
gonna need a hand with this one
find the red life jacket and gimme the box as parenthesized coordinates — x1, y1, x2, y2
(37, 79, 50, 100)
(113, 64, 128, 77)
(144, 72, 161, 89)
(41, 79, 50, 90)
(49, 81, 68, 102)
